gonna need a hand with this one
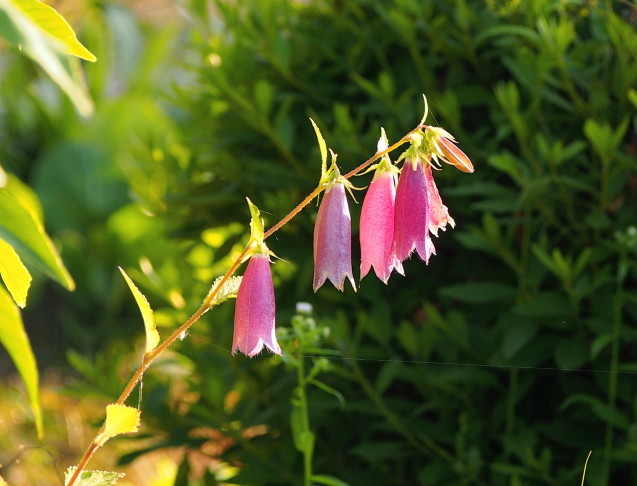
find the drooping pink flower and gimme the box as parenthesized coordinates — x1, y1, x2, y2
(393, 158, 435, 263)
(425, 164, 455, 237)
(233, 253, 281, 357)
(313, 181, 355, 291)
(360, 171, 403, 283)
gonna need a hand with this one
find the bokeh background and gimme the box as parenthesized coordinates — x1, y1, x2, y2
(1, 0, 636, 484)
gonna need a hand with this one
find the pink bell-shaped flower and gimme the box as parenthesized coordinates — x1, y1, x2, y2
(393, 158, 435, 264)
(313, 181, 356, 291)
(425, 164, 455, 237)
(233, 253, 281, 357)
(360, 171, 404, 284)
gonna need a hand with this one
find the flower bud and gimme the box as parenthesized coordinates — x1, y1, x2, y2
(437, 136, 474, 173)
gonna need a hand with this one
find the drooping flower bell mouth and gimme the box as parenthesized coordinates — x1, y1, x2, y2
(313, 180, 356, 292)
(232, 253, 281, 357)
(232, 199, 281, 357)
(393, 157, 436, 264)
(359, 128, 403, 284)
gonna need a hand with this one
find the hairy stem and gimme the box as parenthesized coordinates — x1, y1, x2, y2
(67, 126, 417, 486)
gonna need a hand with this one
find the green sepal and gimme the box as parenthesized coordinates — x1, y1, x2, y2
(361, 128, 399, 181)
(247, 197, 264, 243)
(419, 94, 429, 127)
(310, 118, 328, 178)
(244, 198, 273, 261)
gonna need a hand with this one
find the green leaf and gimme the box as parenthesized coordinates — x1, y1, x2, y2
(7, 0, 96, 61)
(310, 118, 328, 177)
(0, 189, 74, 290)
(0, 167, 44, 222)
(0, 286, 42, 436)
(254, 79, 274, 117)
(94, 404, 140, 447)
(439, 282, 517, 304)
(0, 0, 94, 115)
(561, 394, 629, 428)
(206, 275, 242, 307)
(502, 317, 539, 359)
(0, 237, 31, 308)
(65, 468, 125, 486)
(311, 474, 351, 486)
(118, 267, 159, 356)
(308, 378, 345, 408)
(554, 338, 587, 369)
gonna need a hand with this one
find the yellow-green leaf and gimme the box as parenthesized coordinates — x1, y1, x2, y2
(95, 404, 140, 447)
(0, 236, 31, 308)
(8, 0, 96, 61)
(0, 0, 94, 115)
(0, 473, 9, 486)
(246, 198, 264, 243)
(118, 267, 159, 356)
(206, 275, 242, 308)
(65, 467, 125, 486)
(310, 118, 328, 177)
(0, 189, 74, 290)
(0, 166, 44, 222)
(0, 286, 42, 437)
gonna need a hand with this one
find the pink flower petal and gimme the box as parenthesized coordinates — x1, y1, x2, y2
(233, 254, 281, 357)
(313, 182, 355, 291)
(360, 171, 403, 283)
(425, 164, 455, 237)
(393, 159, 435, 264)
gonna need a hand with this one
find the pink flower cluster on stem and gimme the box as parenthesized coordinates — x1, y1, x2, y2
(233, 122, 474, 357)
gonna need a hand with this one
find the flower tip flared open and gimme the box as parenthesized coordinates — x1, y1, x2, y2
(233, 254, 281, 357)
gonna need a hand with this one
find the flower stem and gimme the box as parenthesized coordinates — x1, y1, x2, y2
(296, 348, 313, 486)
(601, 252, 627, 485)
(67, 126, 418, 486)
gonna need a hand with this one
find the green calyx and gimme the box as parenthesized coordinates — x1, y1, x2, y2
(365, 127, 399, 181)
(245, 198, 271, 259)
(398, 125, 455, 169)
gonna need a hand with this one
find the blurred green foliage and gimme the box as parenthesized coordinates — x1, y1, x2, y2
(2, 0, 637, 485)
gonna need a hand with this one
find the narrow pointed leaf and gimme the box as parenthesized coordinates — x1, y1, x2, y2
(0, 236, 32, 308)
(0, 286, 42, 436)
(65, 468, 124, 486)
(95, 404, 140, 447)
(246, 197, 264, 243)
(0, 187, 74, 291)
(118, 267, 159, 356)
(8, 0, 96, 61)
(310, 118, 328, 176)
(311, 475, 351, 486)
